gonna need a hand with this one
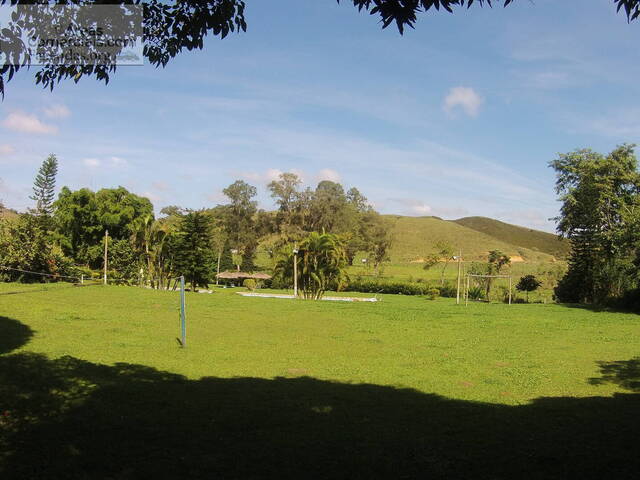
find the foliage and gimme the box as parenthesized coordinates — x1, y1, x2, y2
(343, 278, 431, 296)
(243, 278, 257, 291)
(425, 287, 440, 300)
(422, 240, 455, 285)
(221, 181, 258, 270)
(274, 232, 348, 300)
(53, 186, 153, 268)
(0, 213, 74, 282)
(174, 210, 215, 291)
(29, 153, 58, 219)
(108, 238, 140, 284)
(550, 145, 640, 304)
(516, 275, 542, 303)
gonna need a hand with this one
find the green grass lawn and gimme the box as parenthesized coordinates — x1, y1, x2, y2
(1, 284, 639, 479)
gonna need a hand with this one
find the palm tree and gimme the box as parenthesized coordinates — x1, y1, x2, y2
(275, 232, 348, 300)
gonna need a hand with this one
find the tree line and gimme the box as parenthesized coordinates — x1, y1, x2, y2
(0, 155, 392, 292)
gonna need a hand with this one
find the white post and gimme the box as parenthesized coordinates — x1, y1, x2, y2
(81, 274, 84, 285)
(293, 246, 299, 298)
(456, 250, 462, 305)
(103, 229, 109, 285)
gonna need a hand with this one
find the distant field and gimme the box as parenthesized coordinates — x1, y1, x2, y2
(453, 216, 571, 260)
(384, 215, 558, 263)
(1, 285, 638, 478)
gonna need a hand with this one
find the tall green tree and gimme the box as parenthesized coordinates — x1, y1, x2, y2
(53, 186, 153, 267)
(221, 180, 258, 270)
(30, 154, 58, 218)
(174, 210, 215, 291)
(550, 145, 640, 303)
(309, 181, 352, 233)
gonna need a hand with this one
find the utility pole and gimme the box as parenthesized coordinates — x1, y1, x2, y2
(216, 249, 222, 286)
(293, 245, 299, 298)
(103, 229, 109, 285)
(456, 249, 462, 305)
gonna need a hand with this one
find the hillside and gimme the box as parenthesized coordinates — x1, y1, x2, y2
(0, 207, 18, 220)
(385, 215, 558, 263)
(453, 216, 570, 260)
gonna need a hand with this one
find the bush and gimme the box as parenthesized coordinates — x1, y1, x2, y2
(343, 279, 433, 296)
(243, 279, 257, 291)
(425, 287, 440, 301)
(438, 282, 458, 298)
(467, 285, 485, 301)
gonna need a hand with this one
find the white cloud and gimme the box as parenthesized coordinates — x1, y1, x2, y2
(44, 104, 71, 119)
(388, 198, 432, 216)
(0, 144, 14, 156)
(232, 168, 309, 185)
(2, 111, 58, 134)
(81, 156, 129, 170)
(109, 156, 128, 167)
(82, 158, 101, 168)
(443, 87, 483, 117)
(316, 168, 341, 183)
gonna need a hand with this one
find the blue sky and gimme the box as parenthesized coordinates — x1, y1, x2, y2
(1, 0, 639, 232)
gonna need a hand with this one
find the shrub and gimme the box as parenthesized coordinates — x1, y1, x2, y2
(467, 285, 485, 301)
(343, 279, 433, 296)
(243, 279, 257, 291)
(425, 287, 440, 301)
(438, 282, 458, 298)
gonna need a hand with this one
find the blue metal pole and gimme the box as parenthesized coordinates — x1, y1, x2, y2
(180, 275, 186, 347)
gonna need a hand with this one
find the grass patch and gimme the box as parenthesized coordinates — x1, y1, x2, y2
(1, 285, 639, 478)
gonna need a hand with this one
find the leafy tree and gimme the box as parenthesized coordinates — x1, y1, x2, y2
(515, 274, 542, 303)
(174, 210, 215, 291)
(221, 180, 258, 270)
(274, 232, 348, 300)
(0, 213, 73, 282)
(488, 250, 510, 274)
(53, 186, 153, 267)
(3, 0, 639, 97)
(309, 181, 352, 233)
(550, 145, 640, 304)
(346, 187, 371, 214)
(29, 154, 58, 219)
(362, 212, 393, 273)
(422, 240, 455, 285)
(268, 172, 303, 229)
(108, 238, 140, 284)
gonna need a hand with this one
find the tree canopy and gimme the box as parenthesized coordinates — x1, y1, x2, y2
(1, 0, 639, 98)
(550, 145, 640, 304)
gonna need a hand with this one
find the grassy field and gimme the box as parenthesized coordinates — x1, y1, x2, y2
(1, 284, 639, 478)
(384, 216, 559, 263)
(453, 216, 571, 260)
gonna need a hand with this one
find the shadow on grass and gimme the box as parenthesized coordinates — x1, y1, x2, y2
(0, 316, 33, 354)
(590, 357, 640, 392)
(0, 351, 638, 479)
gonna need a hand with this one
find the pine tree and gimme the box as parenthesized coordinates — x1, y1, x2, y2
(30, 154, 58, 217)
(174, 210, 215, 291)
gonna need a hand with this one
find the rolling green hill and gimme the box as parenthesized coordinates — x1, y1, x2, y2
(453, 216, 570, 260)
(384, 215, 561, 264)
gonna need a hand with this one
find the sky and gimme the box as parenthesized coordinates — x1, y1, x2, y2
(1, 0, 639, 232)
